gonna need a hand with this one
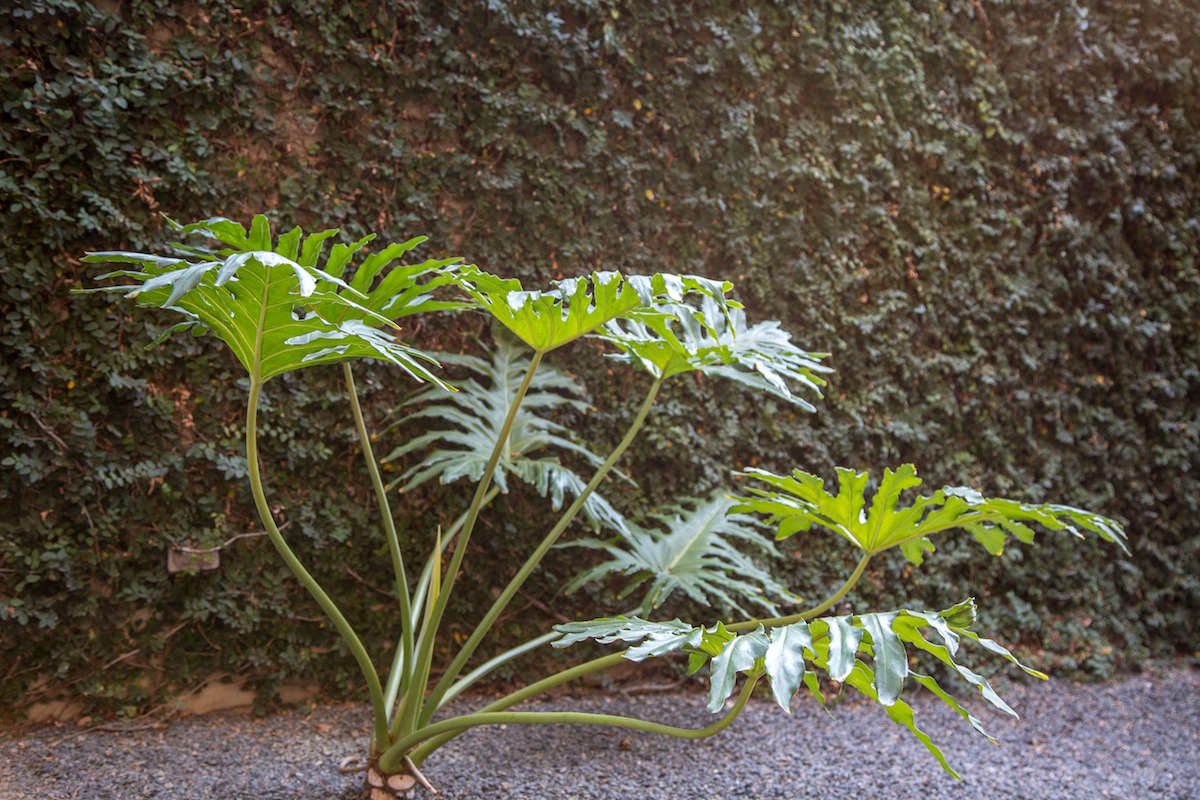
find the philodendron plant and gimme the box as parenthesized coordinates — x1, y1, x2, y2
(84, 216, 1127, 798)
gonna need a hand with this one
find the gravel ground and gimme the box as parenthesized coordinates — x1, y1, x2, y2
(3, 666, 1196, 800)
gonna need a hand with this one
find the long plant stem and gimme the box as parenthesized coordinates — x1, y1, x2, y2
(798, 551, 872, 619)
(436, 631, 561, 710)
(386, 486, 501, 715)
(396, 350, 545, 740)
(246, 379, 389, 748)
(408, 486, 501, 631)
(408, 547, 869, 755)
(409, 652, 628, 762)
(405, 548, 869, 761)
(384, 666, 763, 773)
(343, 363, 414, 718)
(420, 374, 666, 724)
(726, 551, 873, 633)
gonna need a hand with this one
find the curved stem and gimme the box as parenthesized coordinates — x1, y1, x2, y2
(387, 486, 501, 716)
(246, 379, 389, 748)
(726, 551, 872, 633)
(403, 547, 870, 758)
(409, 652, 628, 763)
(397, 349, 545, 739)
(384, 667, 762, 773)
(436, 631, 561, 710)
(798, 550, 872, 619)
(421, 374, 666, 724)
(408, 486, 501, 631)
(344, 363, 414, 719)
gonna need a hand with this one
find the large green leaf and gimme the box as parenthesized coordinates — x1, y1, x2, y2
(380, 328, 627, 532)
(450, 267, 736, 353)
(735, 463, 1128, 562)
(597, 304, 831, 410)
(554, 598, 1052, 779)
(562, 494, 797, 615)
(83, 215, 462, 386)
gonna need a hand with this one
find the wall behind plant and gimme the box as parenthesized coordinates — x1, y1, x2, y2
(2, 0, 1196, 716)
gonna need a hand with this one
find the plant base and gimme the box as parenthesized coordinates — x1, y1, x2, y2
(366, 766, 418, 799)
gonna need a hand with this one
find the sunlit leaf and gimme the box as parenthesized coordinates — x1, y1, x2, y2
(734, 463, 1128, 559)
(451, 267, 737, 353)
(598, 304, 830, 409)
(83, 215, 463, 386)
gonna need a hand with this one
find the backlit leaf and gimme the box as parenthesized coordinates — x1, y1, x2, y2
(735, 464, 1128, 559)
(451, 268, 736, 353)
(84, 216, 462, 386)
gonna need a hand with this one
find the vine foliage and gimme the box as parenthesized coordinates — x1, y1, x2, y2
(1, 0, 1196, 716)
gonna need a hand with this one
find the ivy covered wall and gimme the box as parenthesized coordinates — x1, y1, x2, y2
(2, 0, 1196, 715)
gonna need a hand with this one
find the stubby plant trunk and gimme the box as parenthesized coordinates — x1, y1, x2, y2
(365, 765, 417, 799)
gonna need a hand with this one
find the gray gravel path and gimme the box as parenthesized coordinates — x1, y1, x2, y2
(3, 666, 1196, 799)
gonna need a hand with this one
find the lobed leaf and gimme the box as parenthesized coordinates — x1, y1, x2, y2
(706, 627, 769, 712)
(597, 304, 830, 409)
(562, 494, 798, 615)
(551, 616, 707, 662)
(554, 598, 1050, 779)
(763, 621, 813, 712)
(450, 267, 737, 353)
(735, 464, 1128, 561)
(813, 615, 864, 682)
(381, 329, 627, 532)
(83, 215, 464, 386)
(841, 660, 961, 780)
(859, 611, 907, 706)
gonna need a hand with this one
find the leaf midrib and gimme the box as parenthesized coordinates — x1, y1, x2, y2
(661, 500, 724, 575)
(250, 263, 275, 383)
